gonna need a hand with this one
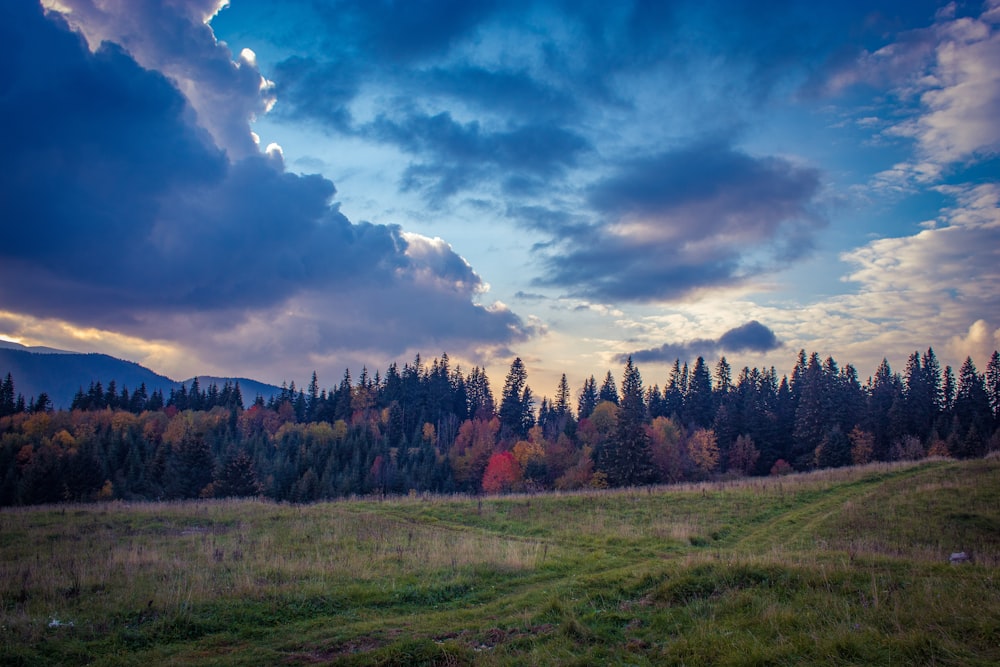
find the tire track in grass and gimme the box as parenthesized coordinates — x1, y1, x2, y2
(732, 463, 944, 555)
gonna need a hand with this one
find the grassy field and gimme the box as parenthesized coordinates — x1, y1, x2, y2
(2, 458, 999, 666)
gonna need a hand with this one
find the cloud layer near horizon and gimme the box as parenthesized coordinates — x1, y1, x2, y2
(0, 2, 532, 378)
(626, 321, 783, 364)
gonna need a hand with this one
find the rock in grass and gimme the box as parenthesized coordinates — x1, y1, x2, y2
(949, 552, 970, 564)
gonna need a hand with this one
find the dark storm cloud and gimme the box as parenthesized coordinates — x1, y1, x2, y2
(420, 65, 578, 120)
(368, 111, 590, 203)
(0, 2, 531, 355)
(240, 0, 893, 207)
(535, 141, 823, 302)
(626, 321, 782, 364)
(272, 56, 359, 132)
(717, 320, 782, 352)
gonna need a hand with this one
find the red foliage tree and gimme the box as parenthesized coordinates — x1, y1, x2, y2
(481, 451, 520, 494)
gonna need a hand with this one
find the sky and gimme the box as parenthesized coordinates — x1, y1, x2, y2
(2, 0, 999, 400)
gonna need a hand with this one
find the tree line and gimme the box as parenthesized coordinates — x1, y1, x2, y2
(1, 348, 999, 505)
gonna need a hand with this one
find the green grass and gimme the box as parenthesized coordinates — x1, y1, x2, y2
(2, 458, 999, 665)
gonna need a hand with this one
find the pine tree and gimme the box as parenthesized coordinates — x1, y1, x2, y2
(499, 358, 533, 441)
(577, 375, 598, 419)
(684, 356, 713, 428)
(0, 373, 15, 417)
(466, 366, 495, 420)
(663, 360, 684, 418)
(307, 371, 320, 422)
(792, 352, 828, 468)
(600, 357, 655, 486)
(714, 356, 732, 396)
(215, 450, 262, 497)
(985, 350, 1000, 429)
(954, 357, 991, 455)
(867, 358, 902, 460)
(599, 371, 619, 405)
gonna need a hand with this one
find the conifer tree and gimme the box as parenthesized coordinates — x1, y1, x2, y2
(663, 360, 684, 418)
(685, 356, 713, 428)
(985, 350, 1000, 429)
(499, 358, 533, 441)
(215, 450, 262, 497)
(599, 357, 655, 486)
(599, 371, 619, 405)
(0, 373, 16, 417)
(577, 375, 598, 419)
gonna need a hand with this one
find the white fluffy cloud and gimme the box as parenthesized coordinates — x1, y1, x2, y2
(858, 1, 1000, 185)
(832, 182, 1000, 368)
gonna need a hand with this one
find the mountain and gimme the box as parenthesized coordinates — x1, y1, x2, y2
(0, 347, 179, 408)
(0, 344, 283, 409)
(0, 340, 71, 354)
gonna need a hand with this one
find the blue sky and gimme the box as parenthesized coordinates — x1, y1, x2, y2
(2, 0, 999, 398)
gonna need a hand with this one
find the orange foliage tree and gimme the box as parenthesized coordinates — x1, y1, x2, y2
(449, 417, 499, 491)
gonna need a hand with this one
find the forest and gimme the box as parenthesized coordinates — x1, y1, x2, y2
(1, 348, 999, 506)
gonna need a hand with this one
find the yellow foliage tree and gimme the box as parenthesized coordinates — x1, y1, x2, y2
(687, 428, 719, 476)
(512, 439, 544, 469)
(848, 427, 874, 465)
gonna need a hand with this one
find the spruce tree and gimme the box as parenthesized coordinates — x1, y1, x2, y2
(985, 350, 1000, 429)
(499, 358, 532, 441)
(599, 371, 619, 405)
(685, 356, 713, 428)
(601, 357, 655, 486)
(577, 375, 598, 419)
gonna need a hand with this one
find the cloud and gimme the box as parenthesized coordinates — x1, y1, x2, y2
(0, 2, 532, 380)
(534, 140, 823, 301)
(833, 182, 1000, 366)
(947, 319, 1000, 368)
(366, 111, 590, 203)
(826, 1, 1000, 185)
(41, 0, 274, 160)
(253, 0, 862, 207)
(624, 320, 783, 364)
(717, 320, 782, 353)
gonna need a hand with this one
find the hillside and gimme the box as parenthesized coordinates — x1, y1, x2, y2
(1, 458, 997, 665)
(0, 346, 179, 408)
(0, 344, 283, 408)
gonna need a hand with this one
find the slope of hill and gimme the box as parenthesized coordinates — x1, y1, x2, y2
(0, 344, 282, 408)
(0, 347, 180, 408)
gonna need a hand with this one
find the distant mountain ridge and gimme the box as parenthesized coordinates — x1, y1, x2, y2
(0, 343, 282, 409)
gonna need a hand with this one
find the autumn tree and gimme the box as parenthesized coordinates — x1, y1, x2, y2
(647, 416, 684, 482)
(686, 428, 719, 478)
(728, 434, 760, 476)
(849, 427, 875, 465)
(449, 417, 498, 491)
(482, 451, 520, 494)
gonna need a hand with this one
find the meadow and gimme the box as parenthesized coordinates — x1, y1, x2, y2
(1, 457, 998, 665)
